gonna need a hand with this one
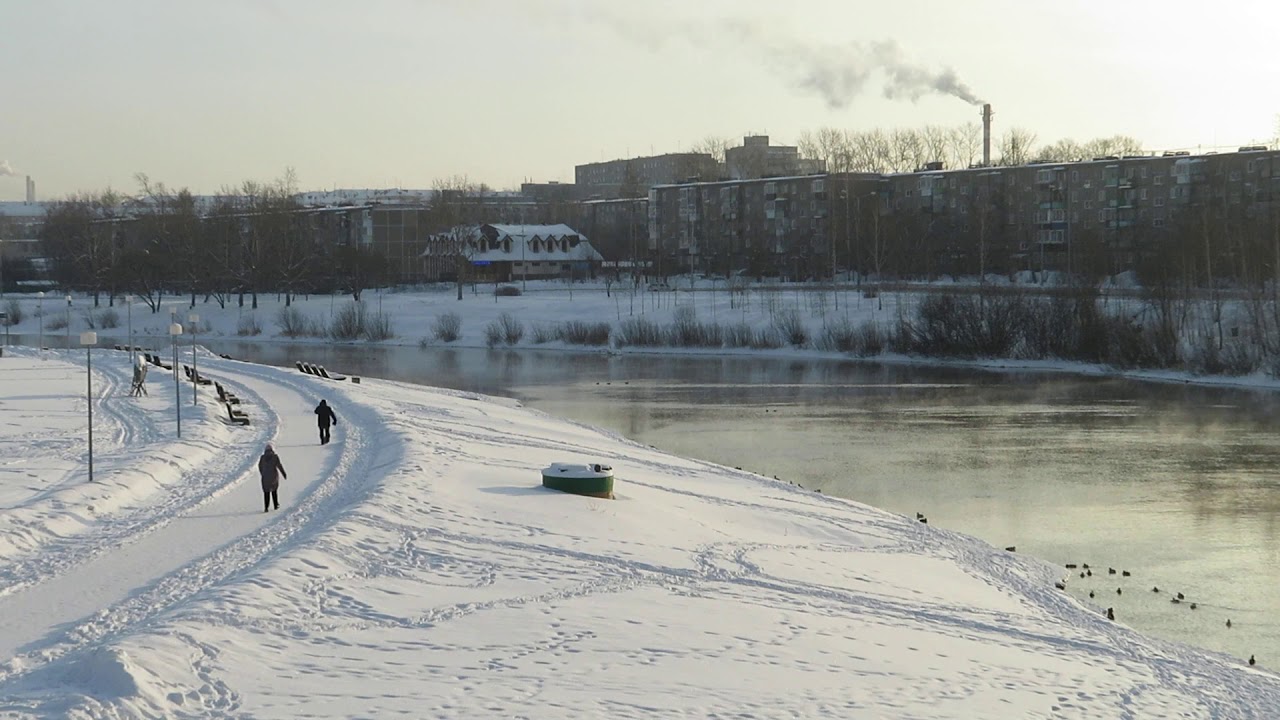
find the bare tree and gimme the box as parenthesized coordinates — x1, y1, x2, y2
(688, 135, 732, 165)
(947, 123, 983, 170)
(1080, 135, 1145, 158)
(998, 128, 1039, 166)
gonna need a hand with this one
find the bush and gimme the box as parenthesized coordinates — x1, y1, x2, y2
(237, 314, 263, 336)
(483, 320, 503, 348)
(615, 317, 663, 347)
(364, 312, 395, 341)
(494, 284, 522, 297)
(3, 299, 22, 326)
(433, 312, 462, 343)
(557, 321, 611, 346)
(817, 320, 858, 353)
(531, 323, 556, 344)
(749, 327, 783, 349)
(96, 308, 120, 329)
(47, 314, 69, 331)
(724, 322, 755, 348)
(666, 306, 723, 347)
(276, 306, 309, 337)
(480, 313, 523, 346)
(330, 301, 367, 341)
(772, 309, 808, 347)
(857, 323, 886, 357)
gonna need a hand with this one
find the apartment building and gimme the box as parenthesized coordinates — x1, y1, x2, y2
(575, 153, 721, 199)
(725, 136, 827, 181)
(648, 172, 881, 279)
(642, 145, 1280, 282)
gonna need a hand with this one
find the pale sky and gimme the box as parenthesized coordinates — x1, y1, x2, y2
(3, 0, 1279, 201)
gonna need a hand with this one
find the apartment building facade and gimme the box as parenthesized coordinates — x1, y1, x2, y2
(575, 153, 721, 199)
(642, 146, 1280, 283)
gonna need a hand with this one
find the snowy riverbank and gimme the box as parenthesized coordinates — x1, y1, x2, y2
(0, 345, 1277, 717)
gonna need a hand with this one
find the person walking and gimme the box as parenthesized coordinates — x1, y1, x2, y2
(258, 443, 287, 512)
(315, 399, 338, 445)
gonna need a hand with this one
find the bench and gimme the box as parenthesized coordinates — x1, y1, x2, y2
(317, 366, 347, 381)
(225, 402, 250, 426)
(146, 353, 172, 370)
(215, 382, 241, 405)
(296, 361, 315, 375)
(183, 365, 212, 386)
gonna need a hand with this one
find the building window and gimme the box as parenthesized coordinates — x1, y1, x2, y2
(1155, 197, 1166, 207)
(1154, 175, 1163, 185)
(1154, 218, 1165, 228)
(1141, 167, 1148, 179)
(1037, 169, 1053, 183)
(1085, 200, 1094, 209)
(1230, 170, 1242, 181)
(1140, 188, 1148, 200)
(1072, 170, 1079, 182)
(1098, 210, 1106, 223)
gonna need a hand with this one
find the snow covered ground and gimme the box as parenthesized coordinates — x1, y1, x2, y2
(1, 343, 1278, 718)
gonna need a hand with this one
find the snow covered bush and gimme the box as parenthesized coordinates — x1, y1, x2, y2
(484, 312, 523, 347)
(772, 309, 808, 347)
(329, 302, 366, 341)
(615, 317, 662, 347)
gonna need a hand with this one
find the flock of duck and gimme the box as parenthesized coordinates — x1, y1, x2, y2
(1056, 562, 1256, 668)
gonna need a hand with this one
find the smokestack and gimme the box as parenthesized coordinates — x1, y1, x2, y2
(25, 176, 34, 203)
(981, 104, 993, 167)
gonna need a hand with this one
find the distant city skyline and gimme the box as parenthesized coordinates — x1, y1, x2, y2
(3, 0, 1279, 201)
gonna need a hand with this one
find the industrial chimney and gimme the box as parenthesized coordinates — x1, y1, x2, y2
(25, 176, 34, 203)
(981, 104, 993, 167)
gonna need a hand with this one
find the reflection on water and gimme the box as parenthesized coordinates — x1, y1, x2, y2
(11, 333, 1279, 664)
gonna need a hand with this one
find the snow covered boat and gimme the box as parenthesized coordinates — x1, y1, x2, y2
(542, 462, 614, 499)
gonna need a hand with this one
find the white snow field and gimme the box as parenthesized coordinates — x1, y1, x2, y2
(0, 344, 1278, 719)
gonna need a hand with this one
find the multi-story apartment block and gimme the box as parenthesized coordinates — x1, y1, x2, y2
(645, 145, 1280, 283)
(575, 153, 721, 199)
(573, 197, 648, 265)
(648, 172, 880, 279)
(725, 136, 827, 181)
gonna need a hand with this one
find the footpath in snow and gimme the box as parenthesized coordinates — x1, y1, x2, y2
(0, 345, 1278, 718)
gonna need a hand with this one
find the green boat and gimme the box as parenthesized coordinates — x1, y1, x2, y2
(542, 462, 614, 498)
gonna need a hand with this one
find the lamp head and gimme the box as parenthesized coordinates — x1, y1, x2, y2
(169, 323, 183, 336)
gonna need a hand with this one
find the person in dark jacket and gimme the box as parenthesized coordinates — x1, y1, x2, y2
(315, 399, 338, 445)
(259, 443, 287, 512)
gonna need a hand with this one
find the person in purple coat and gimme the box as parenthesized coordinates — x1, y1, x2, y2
(258, 444, 287, 512)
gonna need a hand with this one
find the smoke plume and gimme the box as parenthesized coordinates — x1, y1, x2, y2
(576, 8, 983, 109)
(0, 160, 16, 177)
(717, 20, 983, 109)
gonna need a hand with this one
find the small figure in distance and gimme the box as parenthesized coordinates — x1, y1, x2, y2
(315, 399, 338, 445)
(259, 443, 287, 513)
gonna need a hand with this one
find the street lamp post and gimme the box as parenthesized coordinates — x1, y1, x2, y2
(37, 292, 44, 350)
(169, 323, 182, 437)
(80, 331, 98, 481)
(169, 307, 178, 381)
(188, 313, 199, 405)
(124, 294, 134, 364)
(65, 295, 72, 349)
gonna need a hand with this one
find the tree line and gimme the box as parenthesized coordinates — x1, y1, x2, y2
(38, 171, 390, 312)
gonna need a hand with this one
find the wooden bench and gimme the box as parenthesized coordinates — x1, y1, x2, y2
(296, 361, 315, 375)
(317, 366, 347, 381)
(183, 365, 212, 386)
(215, 382, 241, 405)
(225, 402, 250, 426)
(147, 353, 172, 370)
